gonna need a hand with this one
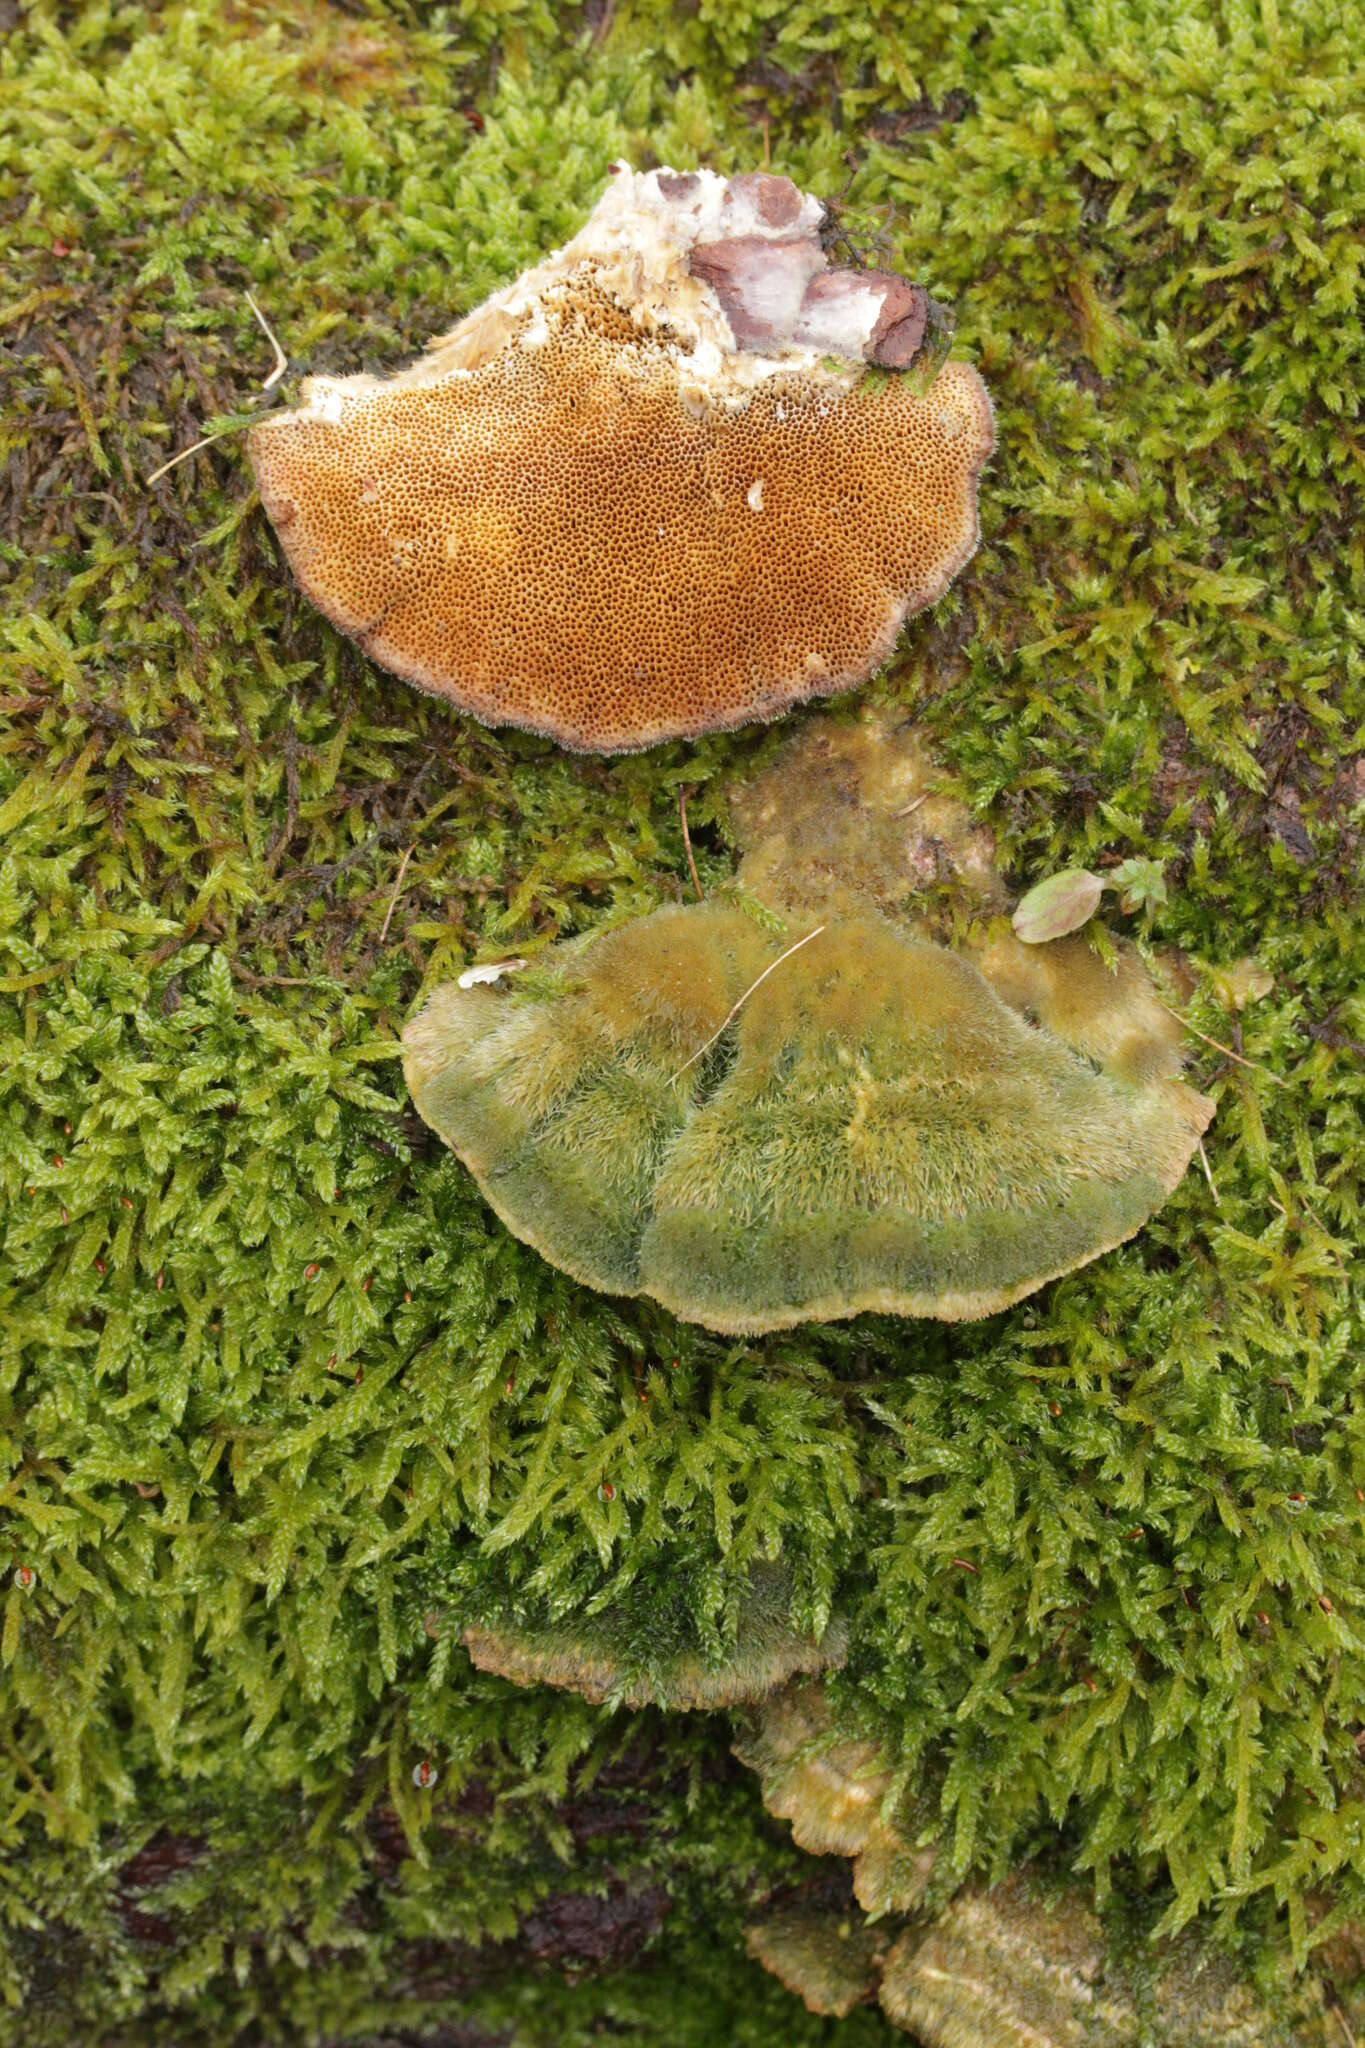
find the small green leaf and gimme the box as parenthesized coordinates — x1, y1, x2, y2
(1011, 870, 1106, 944)
(1111, 856, 1169, 917)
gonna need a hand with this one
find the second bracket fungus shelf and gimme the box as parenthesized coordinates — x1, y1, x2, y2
(460, 1566, 846, 1713)
(402, 714, 1213, 1334)
(736, 1682, 1338, 2041)
(249, 166, 993, 752)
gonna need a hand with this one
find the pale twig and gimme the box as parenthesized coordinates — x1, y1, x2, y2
(679, 787, 704, 901)
(1302, 1196, 1350, 1277)
(1269, 1194, 1349, 1278)
(1155, 998, 1287, 1085)
(1196, 1138, 1221, 1206)
(146, 429, 235, 487)
(893, 792, 929, 819)
(667, 925, 827, 1085)
(245, 289, 288, 390)
(378, 845, 415, 943)
(1332, 2004, 1358, 2048)
(145, 288, 287, 485)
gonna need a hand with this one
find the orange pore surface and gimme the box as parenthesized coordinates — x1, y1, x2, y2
(248, 295, 994, 752)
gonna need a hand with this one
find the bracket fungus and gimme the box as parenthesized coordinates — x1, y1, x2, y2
(876, 1876, 1332, 2047)
(733, 1680, 937, 1919)
(459, 1571, 845, 1712)
(878, 1878, 1133, 2047)
(743, 1908, 890, 2020)
(248, 167, 993, 751)
(732, 1698, 1336, 2046)
(745, 1876, 1335, 2045)
(402, 712, 1213, 1334)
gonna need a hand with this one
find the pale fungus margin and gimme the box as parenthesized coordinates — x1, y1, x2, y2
(248, 166, 994, 752)
(459, 1612, 847, 1714)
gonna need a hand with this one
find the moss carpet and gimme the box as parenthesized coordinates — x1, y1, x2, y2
(0, 1, 1361, 2040)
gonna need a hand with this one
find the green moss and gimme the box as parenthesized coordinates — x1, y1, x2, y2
(0, 0, 1362, 2039)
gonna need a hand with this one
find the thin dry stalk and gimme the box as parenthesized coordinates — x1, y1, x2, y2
(679, 787, 704, 901)
(668, 924, 827, 1085)
(145, 288, 287, 485)
(146, 429, 235, 487)
(379, 845, 416, 943)
(245, 289, 288, 390)
(1156, 998, 1287, 1085)
(1196, 1138, 1221, 1206)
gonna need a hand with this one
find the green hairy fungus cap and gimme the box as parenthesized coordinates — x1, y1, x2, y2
(723, 711, 1007, 932)
(404, 906, 1209, 1331)
(402, 715, 1211, 1333)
